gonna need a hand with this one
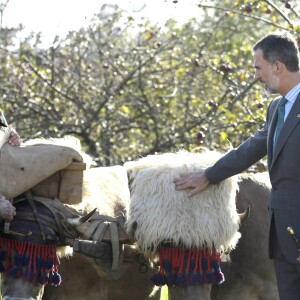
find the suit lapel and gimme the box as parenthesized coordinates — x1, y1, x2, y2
(271, 92, 300, 166)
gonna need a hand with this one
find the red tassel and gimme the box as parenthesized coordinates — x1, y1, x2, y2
(0, 236, 61, 285)
(151, 245, 225, 288)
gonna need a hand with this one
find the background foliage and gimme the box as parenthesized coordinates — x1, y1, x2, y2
(0, 0, 299, 166)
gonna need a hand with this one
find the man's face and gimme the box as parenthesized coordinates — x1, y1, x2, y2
(254, 49, 279, 97)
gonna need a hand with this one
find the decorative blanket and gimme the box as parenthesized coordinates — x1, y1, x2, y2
(125, 149, 241, 253)
(0, 136, 86, 199)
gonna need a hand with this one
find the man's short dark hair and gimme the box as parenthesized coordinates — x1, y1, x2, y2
(253, 32, 300, 72)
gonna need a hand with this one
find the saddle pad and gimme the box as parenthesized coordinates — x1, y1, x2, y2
(125, 150, 241, 253)
(0, 136, 84, 199)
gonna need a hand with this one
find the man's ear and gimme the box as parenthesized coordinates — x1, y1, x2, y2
(273, 61, 285, 74)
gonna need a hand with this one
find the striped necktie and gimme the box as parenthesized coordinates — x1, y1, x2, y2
(274, 97, 288, 147)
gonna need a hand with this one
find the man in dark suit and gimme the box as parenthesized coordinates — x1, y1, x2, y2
(0, 109, 21, 221)
(174, 32, 300, 299)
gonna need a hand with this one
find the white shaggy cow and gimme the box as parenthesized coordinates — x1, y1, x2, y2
(125, 150, 241, 300)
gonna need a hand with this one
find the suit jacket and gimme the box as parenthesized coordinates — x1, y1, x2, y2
(205, 92, 300, 263)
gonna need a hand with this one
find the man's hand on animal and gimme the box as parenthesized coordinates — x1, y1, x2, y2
(174, 170, 210, 197)
(0, 196, 16, 221)
(8, 127, 22, 146)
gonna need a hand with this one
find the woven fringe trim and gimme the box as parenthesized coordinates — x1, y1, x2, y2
(0, 236, 61, 286)
(150, 246, 224, 287)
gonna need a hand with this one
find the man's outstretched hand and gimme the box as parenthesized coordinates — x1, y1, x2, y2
(174, 170, 210, 197)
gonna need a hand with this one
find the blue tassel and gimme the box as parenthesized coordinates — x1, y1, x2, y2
(211, 260, 225, 284)
(166, 273, 177, 286)
(190, 272, 203, 285)
(8, 266, 17, 277)
(206, 272, 215, 284)
(150, 272, 166, 286)
(215, 271, 225, 285)
(36, 257, 42, 270)
(201, 257, 208, 272)
(26, 269, 35, 281)
(211, 260, 219, 271)
(41, 259, 48, 270)
(51, 272, 62, 286)
(189, 258, 196, 271)
(15, 254, 23, 277)
(46, 259, 53, 270)
(162, 259, 172, 273)
(22, 253, 30, 266)
(176, 273, 187, 287)
(9, 254, 23, 278)
(38, 271, 48, 285)
(24, 268, 30, 279)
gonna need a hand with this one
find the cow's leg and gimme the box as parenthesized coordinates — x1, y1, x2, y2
(1, 277, 44, 300)
(168, 285, 212, 300)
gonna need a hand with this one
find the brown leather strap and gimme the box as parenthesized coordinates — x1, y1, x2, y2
(82, 213, 129, 271)
(30, 195, 75, 245)
(91, 222, 108, 242)
(109, 222, 119, 271)
(26, 192, 46, 240)
(83, 220, 101, 240)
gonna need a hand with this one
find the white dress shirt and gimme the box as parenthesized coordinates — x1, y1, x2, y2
(283, 82, 300, 120)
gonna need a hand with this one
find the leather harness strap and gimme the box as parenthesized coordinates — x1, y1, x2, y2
(13, 211, 57, 228)
(109, 222, 119, 271)
(26, 193, 46, 240)
(82, 213, 130, 271)
(82, 220, 103, 240)
(5, 193, 79, 245)
(89, 222, 107, 242)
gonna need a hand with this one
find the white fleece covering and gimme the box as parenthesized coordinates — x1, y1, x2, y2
(125, 149, 241, 254)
